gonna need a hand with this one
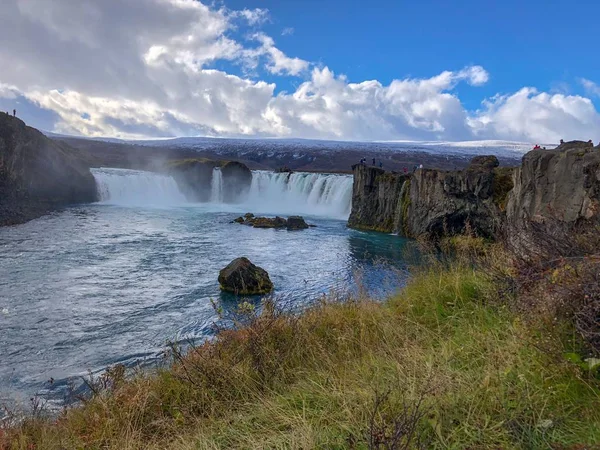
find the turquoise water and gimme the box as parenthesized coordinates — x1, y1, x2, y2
(0, 203, 414, 410)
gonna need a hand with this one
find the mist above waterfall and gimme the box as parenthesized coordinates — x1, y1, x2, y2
(92, 167, 353, 219)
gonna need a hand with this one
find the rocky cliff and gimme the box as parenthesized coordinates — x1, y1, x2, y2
(506, 141, 600, 228)
(350, 141, 600, 241)
(347, 165, 409, 232)
(0, 115, 97, 225)
(167, 158, 252, 203)
(348, 156, 513, 238)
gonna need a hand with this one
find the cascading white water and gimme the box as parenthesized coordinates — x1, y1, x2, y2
(243, 171, 353, 219)
(91, 167, 353, 219)
(92, 168, 188, 206)
(210, 168, 224, 203)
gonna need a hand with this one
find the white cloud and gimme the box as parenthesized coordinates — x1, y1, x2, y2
(0, 83, 19, 99)
(252, 33, 309, 76)
(232, 8, 269, 26)
(0, 0, 598, 143)
(282, 27, 294, 36)
(458, 66, 490, 86)
(580, 78, 600, 98)
(469, 88, 600, 143)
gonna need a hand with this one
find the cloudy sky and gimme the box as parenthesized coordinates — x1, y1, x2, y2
(1, 0, 599, 143)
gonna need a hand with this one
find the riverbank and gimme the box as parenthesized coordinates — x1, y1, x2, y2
(3, 240, 600, 449)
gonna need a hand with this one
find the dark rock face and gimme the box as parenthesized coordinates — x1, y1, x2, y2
(218, 257, 273, 295)
(0, 115, 97, 226)
(347, 164, 410, 232)
(286, 216, 309, 230)
(406, 156, 505, 238)
(232, 214, 312, 230)
(168, 159, 215, 202)
(506, 143, 600, 228)
(168, 159, 252, 203)
(348, 156, 511, 238)
(221, 161, 252, 203)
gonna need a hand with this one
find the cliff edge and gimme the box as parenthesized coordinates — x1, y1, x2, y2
(0, 115, 97, 225)
(348, 156, 512, 238)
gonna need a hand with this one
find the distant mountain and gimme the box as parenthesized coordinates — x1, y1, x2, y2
(47, 132, 534, 173)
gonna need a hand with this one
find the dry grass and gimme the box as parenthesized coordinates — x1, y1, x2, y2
(3, 257, 600, 449)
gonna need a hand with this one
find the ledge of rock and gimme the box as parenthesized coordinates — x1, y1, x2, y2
(218, 257, 274, 295)
(232, 213, 312, 230)
(348, 156, 511, 238)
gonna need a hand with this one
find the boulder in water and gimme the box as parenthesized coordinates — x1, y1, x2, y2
(232, 213, 314, 230)
(218, 257, 273, 295)
(286, 216, 309, 230)
(252, 216, 287, 228)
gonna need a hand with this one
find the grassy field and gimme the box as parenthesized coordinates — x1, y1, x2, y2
(3, 251, 600, 449)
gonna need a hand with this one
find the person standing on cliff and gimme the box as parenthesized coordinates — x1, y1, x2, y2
(12, 109, 16, 117)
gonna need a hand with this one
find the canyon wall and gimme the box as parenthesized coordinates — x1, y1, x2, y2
(348, 156, 512, 238)
(0, 115, 98, 225)
(349, 142, 600, 241)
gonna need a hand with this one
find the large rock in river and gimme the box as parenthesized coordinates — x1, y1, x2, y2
(218, 257, 274, 295)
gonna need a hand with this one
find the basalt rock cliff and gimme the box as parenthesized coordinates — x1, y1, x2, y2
(349, 141, 600, 241)
(506, 141, 600, 227)
(0, 114, 97, 225)
(348, 156, 512, 238)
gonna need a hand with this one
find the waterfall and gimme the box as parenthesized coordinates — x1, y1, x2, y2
(243, 171, 353, 219)
(91, 167, 353, 220)
(92, 168, 188, 206)
(210, 168, 224, 203)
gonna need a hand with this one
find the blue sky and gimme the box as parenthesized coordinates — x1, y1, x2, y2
(1, 0, 599, 143)
(225, 0, 599, 108)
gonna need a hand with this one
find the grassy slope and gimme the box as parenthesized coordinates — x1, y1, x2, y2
(4, 264, 600, 449)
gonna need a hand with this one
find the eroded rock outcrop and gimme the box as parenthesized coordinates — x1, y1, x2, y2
(0, 115, 97, 225)
(218, 257, 273, 295)
(405, 156, 508, 238)
(348, 157, 512, 238)
(506, 142, 600, 229)
(221, 161, 253, 203)
(168, 158, 252, 203)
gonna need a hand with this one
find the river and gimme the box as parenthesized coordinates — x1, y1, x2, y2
(0, 168, 414, 410)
